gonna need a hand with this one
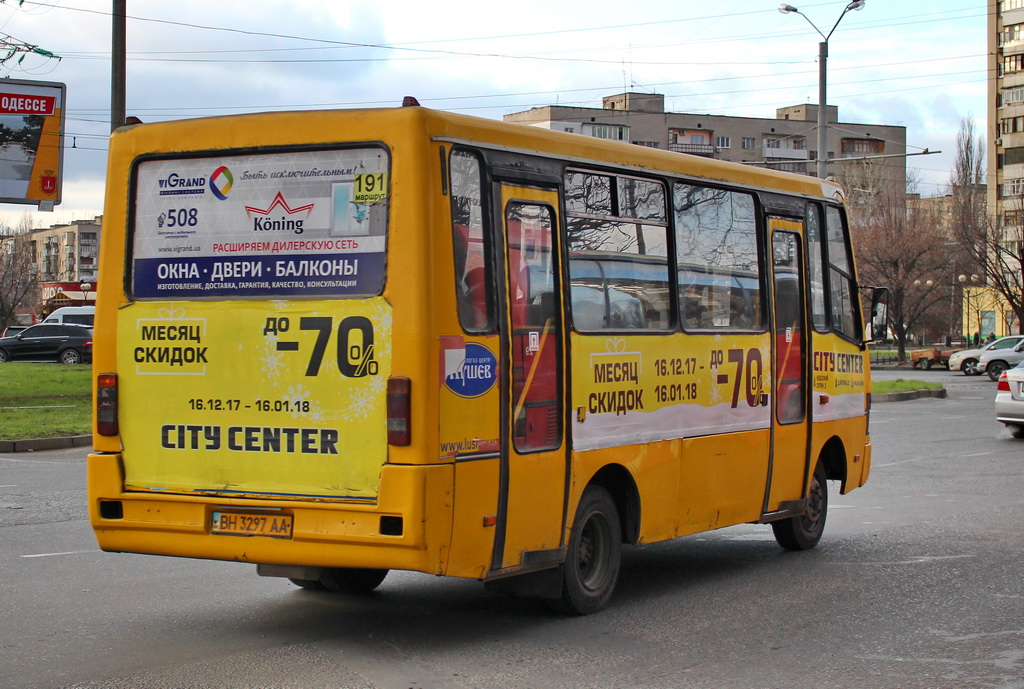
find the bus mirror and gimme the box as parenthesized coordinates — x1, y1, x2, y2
(866, 287, 889, 343)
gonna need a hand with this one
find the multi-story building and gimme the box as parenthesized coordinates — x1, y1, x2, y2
(0, 216, 101, 321)
(503, 92, 907, 187)
(991, 0, 1024, 246)
(984, 0, 1024, 335)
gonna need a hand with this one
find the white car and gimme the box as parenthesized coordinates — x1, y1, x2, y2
(949, 335, 1024, 375)
(995, 360, 1024, 438)
(979, 340, 1024, 381)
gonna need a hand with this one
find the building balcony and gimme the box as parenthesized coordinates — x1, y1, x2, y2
(668, 143, 716, 157)
(763, 147, 809, 160)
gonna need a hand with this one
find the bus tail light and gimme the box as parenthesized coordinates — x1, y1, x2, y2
(96, 373, 119, 436)
(387, 377, 411, 446)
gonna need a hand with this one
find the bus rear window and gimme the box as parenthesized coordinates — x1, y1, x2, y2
(129, 147, 389, 299)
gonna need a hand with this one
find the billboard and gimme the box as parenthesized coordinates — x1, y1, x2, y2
(0, 79, 65, 209)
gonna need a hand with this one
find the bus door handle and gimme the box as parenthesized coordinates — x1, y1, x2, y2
(759, 392, 769, 406)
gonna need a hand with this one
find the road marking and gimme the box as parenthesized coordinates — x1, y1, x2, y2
(0, 484, 16, 488)
(21, 549, 99, 559)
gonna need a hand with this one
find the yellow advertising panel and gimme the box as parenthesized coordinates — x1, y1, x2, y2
(571, 333, 773, 450)
(810, 338, 867, 422)
(0, 78, 65, 208)
(116, 298, 392, 499)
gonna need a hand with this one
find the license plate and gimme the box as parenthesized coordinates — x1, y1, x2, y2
(211, 511, 293, 538)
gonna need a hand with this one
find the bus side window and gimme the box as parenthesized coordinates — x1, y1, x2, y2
(674, 183, 762, 331)
(825, 206, 859, 339)
(450, 149, 491, 331)
(565, 171, 671, 331)
(806, 203, 829, 331)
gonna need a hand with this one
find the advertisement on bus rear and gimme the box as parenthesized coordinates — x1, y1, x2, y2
(116, 297, 392, 499)
(130, 147, 389, 299)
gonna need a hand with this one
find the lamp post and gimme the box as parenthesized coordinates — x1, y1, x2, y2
(778, 1, 865, 179)
(80, 281, 92, 307)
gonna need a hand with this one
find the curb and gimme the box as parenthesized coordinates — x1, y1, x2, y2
(872, 388, 947, 404)
(0, 435, 92, 453)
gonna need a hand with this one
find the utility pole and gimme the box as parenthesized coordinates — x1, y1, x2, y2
(111, 0, 126, 133)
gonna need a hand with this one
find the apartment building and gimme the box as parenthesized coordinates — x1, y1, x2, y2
(503, 92, 906, 187)
(0, 216, 101, 320)
(991, 0, 1024, 244)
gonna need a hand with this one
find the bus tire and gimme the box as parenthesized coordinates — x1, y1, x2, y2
(771, 462, 828, 551)
(289, 577, 327, 591)
(548, 485, 621, 615)
(319, 567, 389, 594)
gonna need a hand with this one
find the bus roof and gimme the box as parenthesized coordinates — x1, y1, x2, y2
(112, 104, 846, 204)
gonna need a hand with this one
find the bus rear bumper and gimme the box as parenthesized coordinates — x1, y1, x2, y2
(86, 452, 453, 575)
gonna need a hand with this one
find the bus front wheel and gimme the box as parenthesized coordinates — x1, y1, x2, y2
(772, 462, 828, 551)
(549, 485, 622, 615)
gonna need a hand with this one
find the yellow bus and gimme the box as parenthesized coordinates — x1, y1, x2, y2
(88, 102, 887, 614)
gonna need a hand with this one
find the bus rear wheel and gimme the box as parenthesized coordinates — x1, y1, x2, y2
(548, 485, 621, 615)
(318, 567, 389, 593)
(772, 462, 828, 551)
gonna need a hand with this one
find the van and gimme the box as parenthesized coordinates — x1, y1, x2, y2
(43, 306, 95, 327)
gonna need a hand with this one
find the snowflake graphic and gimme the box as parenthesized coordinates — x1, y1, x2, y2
(259, 348, 286, 378)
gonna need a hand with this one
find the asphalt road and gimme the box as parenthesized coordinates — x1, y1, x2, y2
(1, 367, 1021, 689)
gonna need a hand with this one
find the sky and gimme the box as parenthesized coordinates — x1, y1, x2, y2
(0, 0, 988, 229)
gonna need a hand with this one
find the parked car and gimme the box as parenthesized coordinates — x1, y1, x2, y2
(980, 340, 1024, 381)
(995, 360, 1024, 438)
(948, 335, 1024, 375)
(0, 324, 92, 364)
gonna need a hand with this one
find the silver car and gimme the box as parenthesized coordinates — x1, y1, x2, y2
(948, 335, 1024, 375)
(979, 339, 1024, 381)
(995, 360, 1024, 438)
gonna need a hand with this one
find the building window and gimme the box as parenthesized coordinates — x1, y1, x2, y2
(587, 123, 628, 141)
(1003, 23, 1024, 45)
(1003, 178, 1024, 197)
(1005, 86, 1024, 106)
(1007, 0, 1024, 10)
(841, 138, 884, 154)
(1005, 54, 1024, 75)
(633, 141, 660, 148)
(1007, 147, 1024, 166)
(742, 137, 756, 150)
(716, 136, 731, 149)
(765, 138, 780, 149)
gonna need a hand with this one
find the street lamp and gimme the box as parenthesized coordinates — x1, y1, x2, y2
(778, 1, 866, 179)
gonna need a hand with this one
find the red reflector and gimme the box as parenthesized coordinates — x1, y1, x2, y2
(387, 377, 411, 446)
(96, 373, 119, 436)
(998, 372, 1011, 392)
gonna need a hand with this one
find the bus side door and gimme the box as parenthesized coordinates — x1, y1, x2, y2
(766, 220, 812, 513)
(492, 185, 568, 573)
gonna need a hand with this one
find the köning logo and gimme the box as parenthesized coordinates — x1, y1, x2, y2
(245, 192, 314, 235)
(209, 166, 233, 200)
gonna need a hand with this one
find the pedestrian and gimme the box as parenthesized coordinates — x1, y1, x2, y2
(986, 332, 996, 343)
(973, 331, 980, 346)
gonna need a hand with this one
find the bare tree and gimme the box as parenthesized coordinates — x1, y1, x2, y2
(840, 161, 952, 360)
(0, 220, 39, 329)
(950, 118, 1024, 335)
